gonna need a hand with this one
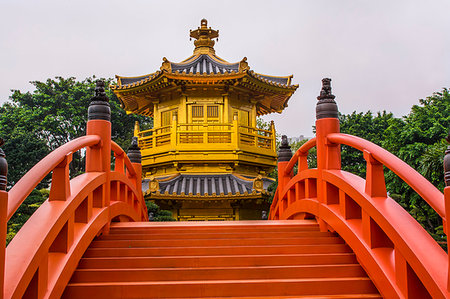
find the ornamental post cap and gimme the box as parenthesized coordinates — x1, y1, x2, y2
(444, 131, 450, 186)
(88, 80, 111, 121)
(278, 135, 293, 162)
(93, 80, 109, 102)
(317, 78, 335, 101)
(316, 78, 338, 120)
(127, 136, 142, 164)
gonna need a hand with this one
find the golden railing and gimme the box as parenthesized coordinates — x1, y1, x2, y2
(136, 121, 275, 153)
(239, 125, 273, 149)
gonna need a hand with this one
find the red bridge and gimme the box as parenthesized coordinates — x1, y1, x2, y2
(1, 79, 449, 298)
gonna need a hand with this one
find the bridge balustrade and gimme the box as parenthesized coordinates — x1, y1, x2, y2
(0, 81, 148, 299)
(270, 78, 450, 298)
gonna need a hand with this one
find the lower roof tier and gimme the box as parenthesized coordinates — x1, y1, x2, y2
(143, 174, 274, 198)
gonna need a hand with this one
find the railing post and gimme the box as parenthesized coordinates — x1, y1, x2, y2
(0, 140, 7, 299)
(49, 154, 72, 201)
(278, 135, 293, 195)
(315, 78, 340, 230)
(270, 120, 276, 151)
(127, 137, 144, 220)
(233, 113, 239, 148)
(444, 132, 450, 291)
(86, 81, 111, 233)
(363, 150, 387, 198)
(134, 121, 140, 137)
(171, 113, 178, 147)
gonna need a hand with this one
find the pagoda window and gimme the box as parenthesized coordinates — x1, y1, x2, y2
(161, 109, 177, 132)
(238, 110, 249, 127)
(207, 105, 219, 123)
(190, 104, 221, 123)
(191, 105, 204, 123)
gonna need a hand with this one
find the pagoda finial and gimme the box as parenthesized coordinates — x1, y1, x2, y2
(190, 19, 219, 55)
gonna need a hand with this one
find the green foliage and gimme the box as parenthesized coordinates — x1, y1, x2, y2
(7, 189, 47, 246)
(256, 117, 271, 130)
(381, 89, 449, 245)
(5, 76, 153, 182)
(268, 89, 448, 247)
(145, 201, 176, 221)
(1, 76, 153, 185)
(339, 111, 394, 177)
(2, 76, 154, 244)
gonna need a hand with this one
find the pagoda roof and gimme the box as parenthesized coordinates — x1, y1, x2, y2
(111, 19, 298, 116)
(114, 54, 293, 88)
(143, 174, 273, 198)
(111, 54, 298, 90)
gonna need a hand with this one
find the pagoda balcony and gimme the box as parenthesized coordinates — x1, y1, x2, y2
(136, 120, 277, 170)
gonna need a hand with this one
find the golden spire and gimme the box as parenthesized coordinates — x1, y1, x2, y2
(190, 19, 218, 55)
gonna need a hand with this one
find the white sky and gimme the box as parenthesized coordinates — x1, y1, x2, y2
(1, 0, 449, 137)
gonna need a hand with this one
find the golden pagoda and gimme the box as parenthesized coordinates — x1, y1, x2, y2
(112, 19, 298, 220)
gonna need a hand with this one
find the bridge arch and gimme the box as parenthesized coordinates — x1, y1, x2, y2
(0, 81, 148, 298)
(270, 78, 449, 298)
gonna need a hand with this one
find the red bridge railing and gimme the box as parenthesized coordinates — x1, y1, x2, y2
(0, 81, 148, 299)
(270, 78, 450, 298)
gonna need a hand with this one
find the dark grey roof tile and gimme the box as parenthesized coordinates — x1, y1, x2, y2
(171, 54, 239, 75)
(145, 174, 268, 196)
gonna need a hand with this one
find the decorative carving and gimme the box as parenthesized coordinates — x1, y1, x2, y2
(252, 174, 264, 192)
(127, 137, 142, 164)
(278, 135, 293, 162)
(88, 80, 111, 121)
(239, 57, 249, 72)
(0, 138, 7, 191)
(148, 176, 160, 192)
(444, 132, 450, 187)
(317, 78, 335, 101)
(160, 57, 172, 72)
(316, 78, 338, 120)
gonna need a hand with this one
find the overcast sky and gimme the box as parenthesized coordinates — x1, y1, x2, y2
(1, 0, 449, 137)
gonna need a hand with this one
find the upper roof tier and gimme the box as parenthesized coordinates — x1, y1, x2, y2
(112, 19, 298, 116)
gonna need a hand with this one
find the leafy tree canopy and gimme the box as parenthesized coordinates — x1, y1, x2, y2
(2, 76, 154, 243)
(1, 76, 153, 186)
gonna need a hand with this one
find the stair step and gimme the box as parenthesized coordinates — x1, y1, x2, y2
(70, 264, 367, 283)
(99, 230, 333, 240)
(63, 278, 378, 298)
(187, 295, 382, 299)
(109, 220, 320, 234)
(78, 253, 357, 269)
(89, 236, 344, 248)
(64, 220, 380, 298)
(83, 243, 352, 257)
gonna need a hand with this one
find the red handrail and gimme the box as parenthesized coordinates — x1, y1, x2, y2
(111, 140, 137, 177)
(284, 137, 316, 175)
(327, 133, 445, 219)
(7, 135, 101, 221)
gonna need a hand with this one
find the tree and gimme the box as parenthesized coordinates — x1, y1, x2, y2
(381, 89, 449, 244)
(4, 76, 153, 183)
(145, 201, 176, 221)
(267, 89, 448, 246)
(339, 111, 394, 177)
(6, 189, 48, 245)
(3, 76, 154, 243)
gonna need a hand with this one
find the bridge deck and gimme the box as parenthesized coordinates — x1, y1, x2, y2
(63, 220, 380, 298)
